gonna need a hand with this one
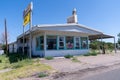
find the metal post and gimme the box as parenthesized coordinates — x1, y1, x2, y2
(23, 26, 25, 55)
(44, 32, 46, 57)
(29, 2, 33, 58)
(114, 37, 117, 53)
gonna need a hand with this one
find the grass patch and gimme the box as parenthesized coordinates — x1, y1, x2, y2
(71, 57, 80, 62)
(38, 72, 48, 78)
(90, 52, 97, 56)
(0, 59, 52, 80)
(0, 54, 52, 80)
(64, 54, 73, 59)
(83, 53, 91, 56)
(83, 51, 98, 56)
(45, 56, 54, 60)
(0, 55, 10, 70)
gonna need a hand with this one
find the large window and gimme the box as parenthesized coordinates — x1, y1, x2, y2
(36, 37, 40, 50)
(47, 36, 57, 50)
(40, 36, 44, 50)
(81, 37, 88, 49)
(75, 37, 80, 49)
(59, 36, 64, 49)
(66, 36, 74, 49)
(36, 36, 44, 50)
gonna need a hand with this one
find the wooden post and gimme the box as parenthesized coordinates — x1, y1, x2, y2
(5, 19, 8, 54)
(114, 37, 117, 53)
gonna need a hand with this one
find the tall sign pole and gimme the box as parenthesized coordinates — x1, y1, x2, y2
(29, 2, 33, 58)
(5, 19, 8, 54)
(23, 25, 25, 55)
(23, 2, 33, 58)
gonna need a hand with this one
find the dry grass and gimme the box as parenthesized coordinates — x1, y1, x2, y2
(0, 57, 52, 80)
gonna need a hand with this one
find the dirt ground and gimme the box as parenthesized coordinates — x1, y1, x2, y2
(21, 51, 120, 80)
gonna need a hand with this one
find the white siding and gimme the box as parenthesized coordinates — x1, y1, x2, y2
(45, 49, 89, 57)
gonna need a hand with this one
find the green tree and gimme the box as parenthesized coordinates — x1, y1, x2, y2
(89, 40, 101, 50)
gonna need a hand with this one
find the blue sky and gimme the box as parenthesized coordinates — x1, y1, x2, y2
(0, 0, 120, 43)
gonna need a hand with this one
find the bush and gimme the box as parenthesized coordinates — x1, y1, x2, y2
(8, 53, 28, 63)
(64, 54, 73, 59)
(38, 72, 48, 78)
(0, 60, 2, 63)
(45, 56, 53, 60)
(11, 59, 33, 69)
(90, 52, 97, 56)
(72, 57, 80, 62)
(12, 63, 23, 69)
(83, 51, 98, 56)
(83, 53, 91, 56)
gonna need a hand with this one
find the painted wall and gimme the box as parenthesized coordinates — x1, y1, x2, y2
(45, 49, 89, 57)
(9, 43, 17, 53)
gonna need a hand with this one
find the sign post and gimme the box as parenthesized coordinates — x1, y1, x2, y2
(23, 2, 33, 58)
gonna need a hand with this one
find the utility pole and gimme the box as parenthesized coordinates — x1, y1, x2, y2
(5, 19, 8, 54)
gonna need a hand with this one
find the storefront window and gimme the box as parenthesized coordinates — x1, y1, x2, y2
(59, 36, 64, 49)
(47, 36, 57, 50)
(81, 37, 88, 49)
(36, 36, 44, 50)
(36, 37, 40, 50)
(75, 37, 80, 49)
(66, 36, 74, 49)
(40, 36, 44, 50)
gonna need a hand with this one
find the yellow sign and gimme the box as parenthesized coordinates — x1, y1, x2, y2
(23, 12, 30, 26)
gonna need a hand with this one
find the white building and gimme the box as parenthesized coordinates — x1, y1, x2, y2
(8, 41, 17, 53)
(9, 9, 115, 57)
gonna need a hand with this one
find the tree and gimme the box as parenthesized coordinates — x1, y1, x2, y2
(0, 32, 6, 44)
(0, 32, 9, 53)
(89, 40, 101, 50)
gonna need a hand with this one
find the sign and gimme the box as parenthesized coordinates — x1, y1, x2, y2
(23, 2, 33, 26)
(23, 12, 30, 26)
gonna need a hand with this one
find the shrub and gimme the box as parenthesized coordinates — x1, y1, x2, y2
(8, 53, 28, 63)
(83, 51, 98, 56)
(11, 59, 33, 69)
(90, 52, 97, 56)
(83, 53, 91, 56)
(64, 54, 73, 59)
(12, 63, 23, 69)
(45, 56, 53, 60)
(72, 57, 80, 62)
(0, 60, 2, 63)
(38, 72, 48, 78)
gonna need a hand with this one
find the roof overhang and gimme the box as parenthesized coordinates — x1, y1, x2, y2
(17, 23, 103, 39)
(89, 34, 114, 40)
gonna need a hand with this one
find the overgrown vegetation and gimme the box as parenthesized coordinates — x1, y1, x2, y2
(45, 56, 54, 60)
(38, 72, 49, 78)
(0, 54, 52, 80)
(71, 57, 80, 62)
(8, 53, 28, 63)
(64, 54, 73, 59)
(90, 40, 114, 54)
(84, 51, 98, 56)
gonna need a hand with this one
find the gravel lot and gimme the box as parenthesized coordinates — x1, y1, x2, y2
(20, 51, 120, 80)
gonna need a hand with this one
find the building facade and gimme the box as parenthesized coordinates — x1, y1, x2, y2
(9, 9, 106, 57)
